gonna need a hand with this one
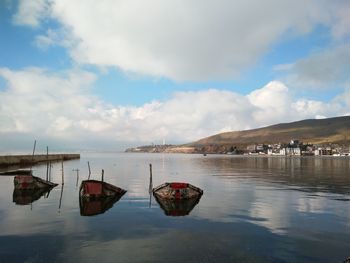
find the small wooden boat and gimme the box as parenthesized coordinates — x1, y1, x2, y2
(79, 179, 126, 216)
(14, 175, 58, 190)
(154, 194, 202, 216)
(153, 182, 203, 200)
(79, 180, 126, 198)
(13, 188, 53, 205)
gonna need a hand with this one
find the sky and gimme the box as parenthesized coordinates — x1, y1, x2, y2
(0, 0, 350, 152)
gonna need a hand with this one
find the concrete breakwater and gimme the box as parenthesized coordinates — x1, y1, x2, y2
(0, 154, 80, 167)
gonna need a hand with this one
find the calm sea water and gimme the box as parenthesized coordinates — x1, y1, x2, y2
(0, 153, 350, 263)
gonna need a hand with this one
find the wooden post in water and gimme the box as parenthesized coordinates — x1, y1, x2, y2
(149, 164, 153, 193)
(46, 146, 49, 181)
(30, 140, 36, 172)
(58, 184, 64, 212)
(101, 169, 104, 182)
(49, 162, 52, 181)
(88, 161, 91, 180)
(61, 160, 64, 185)
(73, 169, 79, 187)
(149, 163, 153, 208)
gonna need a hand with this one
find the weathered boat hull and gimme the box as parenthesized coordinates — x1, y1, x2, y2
(153, 182, 203, 200)
(154, 194, 202, 216)
(14, 175, 58, 190)
(79, 180, 126, 198)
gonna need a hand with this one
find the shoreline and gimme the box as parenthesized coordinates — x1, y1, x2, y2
(124, 151, 350, 158)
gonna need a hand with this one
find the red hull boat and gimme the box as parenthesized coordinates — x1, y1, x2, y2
(153, 182, 203, 200)
(14, 175, 58, 190)
(79, 180, 126, 198)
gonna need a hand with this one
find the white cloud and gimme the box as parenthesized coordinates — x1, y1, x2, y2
(0, 67, 97, 136)
(1, 68, 350, 148)
(12, 0, 350, 84)
(35, 29, 59, 50)
(12, 0, 50, 27)
(14, 0, 338, 81)
(277, 44, 350, 89)
(330, 1, 350, 40)
(248, 81, 292, 125)
(34, 28, 76, 51)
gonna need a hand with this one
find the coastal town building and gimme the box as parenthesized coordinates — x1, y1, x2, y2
(246, 139, 349, 156)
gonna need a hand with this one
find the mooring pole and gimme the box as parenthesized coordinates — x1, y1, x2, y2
(49, 162, 52, 181)
(149, 163, 153, 208)
(46, 146, 49, 181)
(101, 169, 104, 182)
(88, 161, 91, 180)
(58, 184, 64, 212)
(61, 160, 64, 185)
(149, 164, 153, 193)
(73, 169, 79, 187)
(30, 140, 36, 172)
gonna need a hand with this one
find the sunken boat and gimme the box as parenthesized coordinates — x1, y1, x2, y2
(79, 180, 126, 199)
(154, 194, 202, 216)
(14, 175, 58, 190)
(79, 180, 126, 216)
(13, 187, 53, 205)
(153, 182, 203, 200)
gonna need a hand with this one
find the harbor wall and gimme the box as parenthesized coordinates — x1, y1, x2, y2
(0, 154, 80, 167)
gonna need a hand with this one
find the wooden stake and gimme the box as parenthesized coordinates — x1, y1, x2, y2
(149, 163, 153, 194)
(149, 163, 153, 207)
(46, 146, 49, 181)
(58, 184, 64, 212)
(61, 160, 64, 185)
(88, 161, 91, 180)
(73, 169, 79, 187)
(49, 162, 52, 181)
(101, 169, 104, 182)
(30, 140, 36, 172)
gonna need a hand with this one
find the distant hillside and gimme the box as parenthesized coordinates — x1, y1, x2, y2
(126, 116, 350, 154)
(189, 116, 350, 148)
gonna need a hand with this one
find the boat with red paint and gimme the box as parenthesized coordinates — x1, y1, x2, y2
(153, 182, 203, 200)
(79, 180, 126, 198)
(14, 175, 58, 190)
(79, 180, 126, 216)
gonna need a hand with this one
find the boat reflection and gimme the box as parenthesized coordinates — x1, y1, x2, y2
(79, 193, 125, 216)
(13, 187, 54, 205)
(154, 194, 202, 216)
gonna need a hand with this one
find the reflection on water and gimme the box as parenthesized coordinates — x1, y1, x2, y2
(13, 188, 53, 205)
(196, 156, 350, 194)
(79, 194, 125, 216)
(0, 153, 350, 262)
(154, 194, 202, 216)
